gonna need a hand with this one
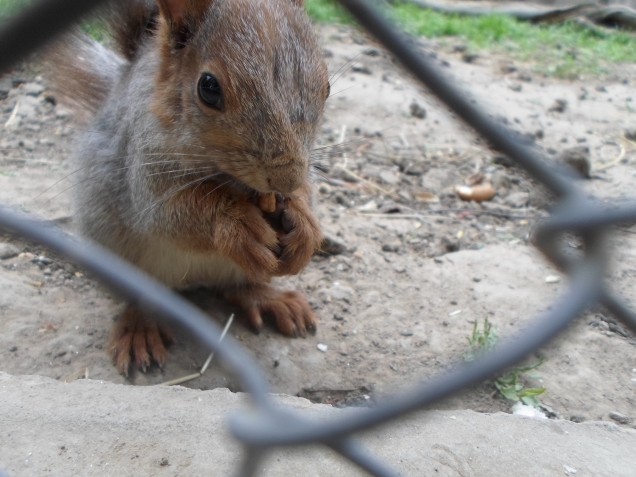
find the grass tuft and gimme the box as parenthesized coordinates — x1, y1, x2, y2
(305, 0, 636, 78)
(463, 318, 546, 407)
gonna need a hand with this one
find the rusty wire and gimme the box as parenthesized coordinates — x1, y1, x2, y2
(1, 0, 636, 476)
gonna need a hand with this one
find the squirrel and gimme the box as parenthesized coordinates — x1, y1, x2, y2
(46, 0, 328, 375)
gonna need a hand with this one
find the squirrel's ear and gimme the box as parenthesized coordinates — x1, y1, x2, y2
(156, 0, 211, 46)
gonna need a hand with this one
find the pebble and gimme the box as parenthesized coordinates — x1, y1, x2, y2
(545, 275, 560, 284)
(379, 170, 399, 186)
(317, 343, 328, 353)
(609, 412, 632, 425)
(351, 64, 372, 75)
(318, 183, 331, 194)
(559, 146, 591, 178)
(462, 52, 479, 63)
(318, 236, 346, 256)
(409, 101, 426, 119)
(0, 243, 20, 260)
(548, 99, 567, 113)
(9, 346, 17, 352)
(505, 191, 529, 208)
(625, 127, 636, 141)
(608, 323, 628, 337)
(382, 241, 401, 253)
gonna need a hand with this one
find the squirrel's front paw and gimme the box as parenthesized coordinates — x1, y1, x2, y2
(108, 306, 174, 376)
(275, 193, 322, 276)
(218, 202, 279, 282)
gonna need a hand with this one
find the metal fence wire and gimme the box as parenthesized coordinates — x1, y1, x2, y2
(1, 0, 636, 476)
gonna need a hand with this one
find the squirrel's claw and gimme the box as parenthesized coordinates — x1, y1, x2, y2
(109, 306, 173, 376)
(225, 285, 317, 338)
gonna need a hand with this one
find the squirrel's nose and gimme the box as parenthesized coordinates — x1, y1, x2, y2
(267, 172, 303, 194)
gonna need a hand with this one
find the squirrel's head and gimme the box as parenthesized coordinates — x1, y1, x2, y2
(151, 0, 328, 194)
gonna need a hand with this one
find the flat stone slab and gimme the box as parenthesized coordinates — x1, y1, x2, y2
(1, 372, 635, 476)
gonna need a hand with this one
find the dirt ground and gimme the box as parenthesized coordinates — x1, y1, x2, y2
(1, 24, 636, 427)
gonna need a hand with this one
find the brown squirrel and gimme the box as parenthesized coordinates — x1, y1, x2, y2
(47, 0, 328, 375)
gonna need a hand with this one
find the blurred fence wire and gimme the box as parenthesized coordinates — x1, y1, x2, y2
(1, 0, 636, 476)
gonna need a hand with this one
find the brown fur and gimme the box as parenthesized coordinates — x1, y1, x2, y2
(48, 0, 327, 374)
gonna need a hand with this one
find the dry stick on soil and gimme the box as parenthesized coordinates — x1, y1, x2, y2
(161, 313, 234, 386)
(358, 208, 536, 220)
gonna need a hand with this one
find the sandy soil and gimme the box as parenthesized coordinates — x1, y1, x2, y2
(1, 24, 636, 426)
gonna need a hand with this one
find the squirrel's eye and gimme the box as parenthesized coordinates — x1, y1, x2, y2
(198, 73, 223, 110)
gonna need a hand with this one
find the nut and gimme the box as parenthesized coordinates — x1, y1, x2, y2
(455, 183, 496, 202)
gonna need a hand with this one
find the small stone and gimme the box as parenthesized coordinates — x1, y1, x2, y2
(508, 83, 522, 92)
(318, 183, 331, 194)
(560, 146, 591, 178)
(595, 85, 607, 93)
(36, 255, 52, 265)
(379, 170, 399, 186)
(318, 236, 346, 256)
(505, 191, 529, 208)
(569, 415, 587, 423)
(452, 44, 467, 53)
(462, 52, 479, 63)
(625, 127, 636, 141)
(545, 275, 560, 284)
(382, 241, 401, 253)
(409, 101, 426, 119)
(9, 346, 17, 352)
(399, 331, 413, 337)
(491, 154, 514, 168)
(608, 323, 628, 337)
(609, 412, 632, 425)
(352, 64, 372, 75)
(548, 99, 567, 113)
(0, 243, 20, 260)
(317, 343, 328, 353)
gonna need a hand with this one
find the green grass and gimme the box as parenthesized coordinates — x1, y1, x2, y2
(305, 0, 351, 23)
(463, 318, 546, 407)
(305, 0, 636, 78)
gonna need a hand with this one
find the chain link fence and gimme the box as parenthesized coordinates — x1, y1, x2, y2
(1, 0, 636, 476)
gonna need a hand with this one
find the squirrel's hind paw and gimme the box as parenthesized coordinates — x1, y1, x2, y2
(225, 285, 317, 337)
(108, 306, 174, 376)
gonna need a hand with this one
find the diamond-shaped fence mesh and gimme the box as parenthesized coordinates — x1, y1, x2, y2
(1, 1, 636, 476)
